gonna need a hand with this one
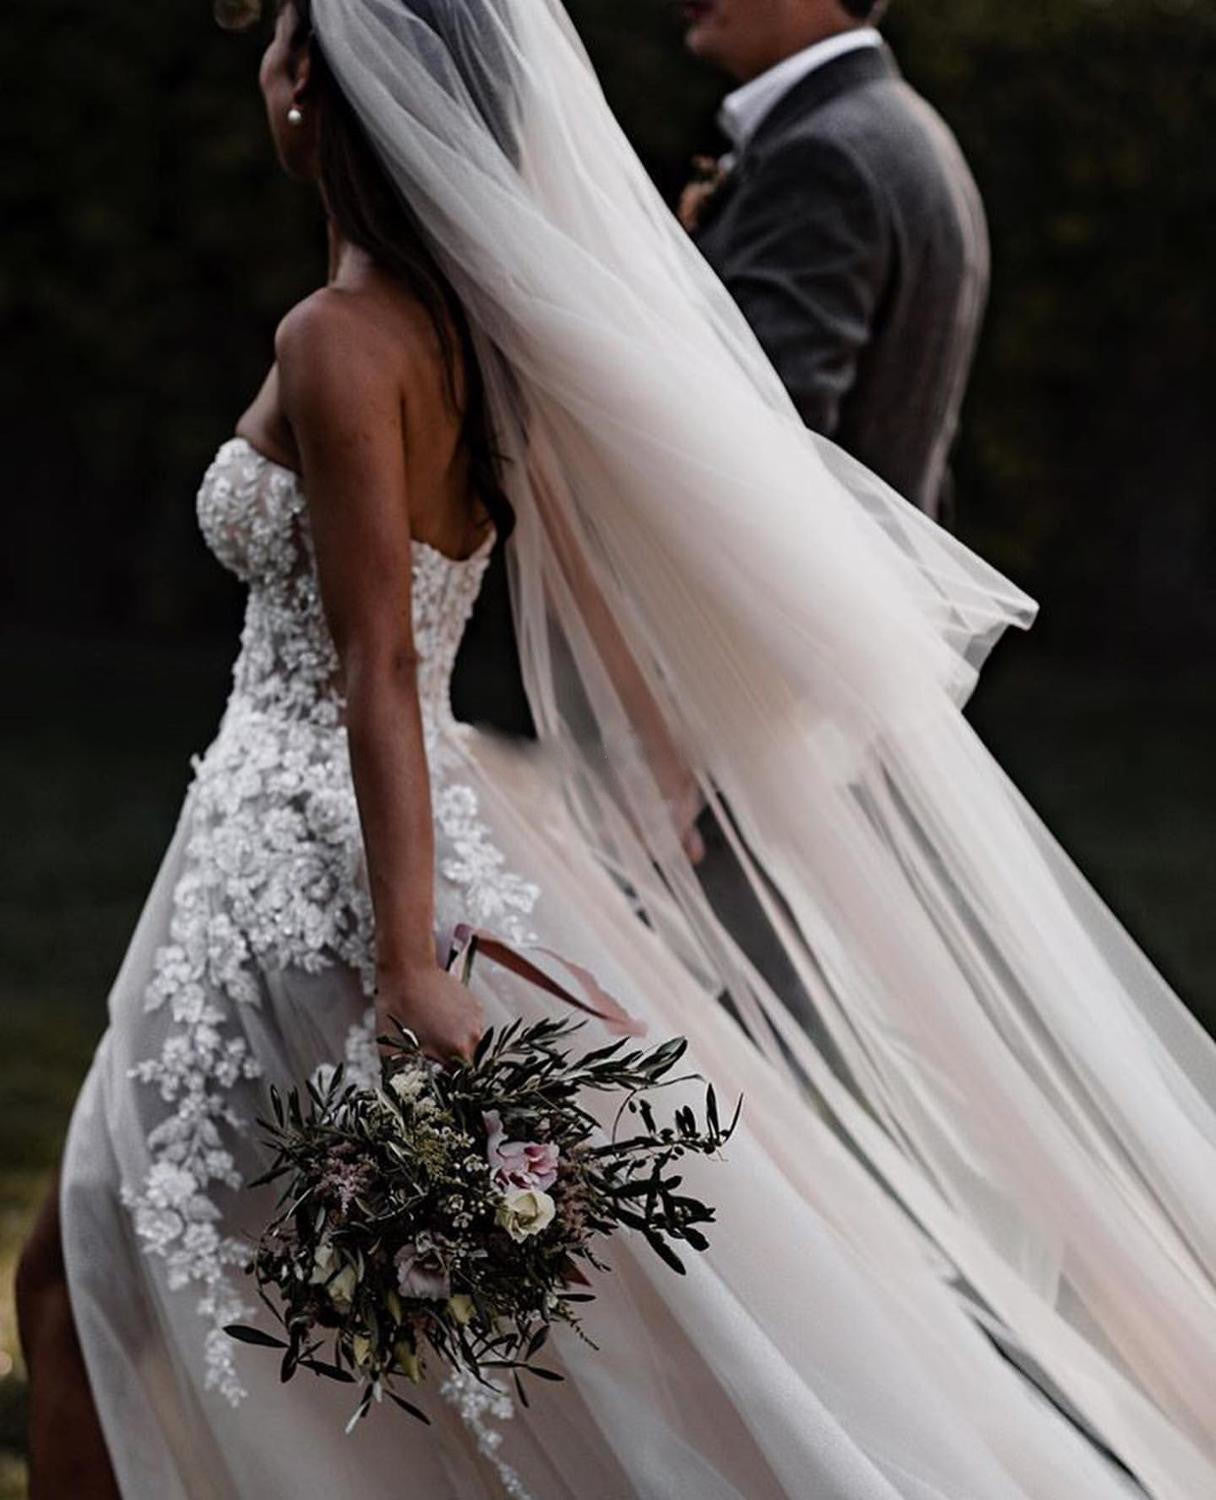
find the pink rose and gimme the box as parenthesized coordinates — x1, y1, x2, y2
(394, 1242, 450, 1301)
(483, 1110, 560, 1192)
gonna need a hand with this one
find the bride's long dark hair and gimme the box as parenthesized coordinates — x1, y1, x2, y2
(280, 0, 514, 538)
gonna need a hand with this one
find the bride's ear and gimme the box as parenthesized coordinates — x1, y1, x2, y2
(290, 38, 313, 102)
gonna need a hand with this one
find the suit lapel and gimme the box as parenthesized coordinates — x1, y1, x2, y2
(695, 47, 899, 243)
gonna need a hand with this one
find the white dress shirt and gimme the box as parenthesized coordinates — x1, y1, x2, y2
(718, 28, 883, 154)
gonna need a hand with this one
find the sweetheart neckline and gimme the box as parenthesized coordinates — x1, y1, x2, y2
(225, 435, 496, 568)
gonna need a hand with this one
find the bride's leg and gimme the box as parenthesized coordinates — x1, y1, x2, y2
(16, 1171, 121, 1500)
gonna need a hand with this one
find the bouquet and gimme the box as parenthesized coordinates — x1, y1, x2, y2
(225, 943, 738, 1434)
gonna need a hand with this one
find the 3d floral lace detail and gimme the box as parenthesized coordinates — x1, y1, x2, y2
(441, 1369, 536, 1500)
(435, 782, 540, 945)
(121, 715, 379, 1401)
(120, 791, 267, 1403)
(121, 942, 262, 1403)
(312, 1007, 382, 1097)
(125, 437, 539, 1410)
(197, 438, 345, 728)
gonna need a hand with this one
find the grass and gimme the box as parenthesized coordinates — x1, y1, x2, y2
(0, 630, 1211, 1493)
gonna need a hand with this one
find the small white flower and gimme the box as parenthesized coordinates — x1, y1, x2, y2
(389, 1066, 427, 1104)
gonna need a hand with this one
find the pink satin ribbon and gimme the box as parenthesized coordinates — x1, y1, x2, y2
(447, 923, 647, 1039)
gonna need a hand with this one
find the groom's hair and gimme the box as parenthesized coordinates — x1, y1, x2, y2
(840, 0, 891, 18)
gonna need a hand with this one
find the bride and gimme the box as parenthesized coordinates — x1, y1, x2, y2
(17, 1, 1216, 1496)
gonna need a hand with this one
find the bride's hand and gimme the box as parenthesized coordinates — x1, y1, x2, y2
(375, 963, 486, 1063)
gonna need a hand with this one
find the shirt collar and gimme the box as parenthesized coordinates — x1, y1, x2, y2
(718, 28, 883, 150)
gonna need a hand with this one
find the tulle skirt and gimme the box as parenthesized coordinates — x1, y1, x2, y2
(62, 723, 1143, 1499)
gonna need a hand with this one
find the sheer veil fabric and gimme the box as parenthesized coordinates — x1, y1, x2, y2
(304, 0, 1209, 1491)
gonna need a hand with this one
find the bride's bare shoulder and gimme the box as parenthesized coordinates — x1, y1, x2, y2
(272, 282, 461, 476)
(275, 282, 442, 392)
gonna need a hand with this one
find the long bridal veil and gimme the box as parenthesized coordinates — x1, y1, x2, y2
(273, 0, 1214, 1492)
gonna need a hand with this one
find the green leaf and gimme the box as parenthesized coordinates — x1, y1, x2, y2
(299, 1357, 357, 1383)
(643, 1232, 686, 1276)
(576, 1038, 629, 1067)
(388, 1392, 432, 1423)
(223, 1324, 289, 1349)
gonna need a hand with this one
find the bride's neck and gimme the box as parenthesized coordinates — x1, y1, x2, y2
(326, 221, 376, 287)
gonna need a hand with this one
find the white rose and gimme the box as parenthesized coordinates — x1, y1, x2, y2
(495, 1188, 556, 1242)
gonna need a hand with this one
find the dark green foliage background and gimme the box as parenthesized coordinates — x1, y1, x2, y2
(1, 0, 1214, 654)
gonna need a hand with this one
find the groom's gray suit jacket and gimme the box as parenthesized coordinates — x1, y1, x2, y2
(694, 44, 989, 524)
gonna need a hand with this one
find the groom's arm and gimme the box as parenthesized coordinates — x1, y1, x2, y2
(706, 135, 891, 436)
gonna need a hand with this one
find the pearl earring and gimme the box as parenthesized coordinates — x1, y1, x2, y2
(287, 105, 304, 126)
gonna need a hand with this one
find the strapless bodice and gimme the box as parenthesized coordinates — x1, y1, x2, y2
(197, 436, 493, 736)
(173, 432, 518, 1024)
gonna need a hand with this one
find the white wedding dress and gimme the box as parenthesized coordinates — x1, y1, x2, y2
(59, 435, 1152, 1500)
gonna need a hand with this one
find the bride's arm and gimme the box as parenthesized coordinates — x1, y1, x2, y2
(278, 296, 483, 1059)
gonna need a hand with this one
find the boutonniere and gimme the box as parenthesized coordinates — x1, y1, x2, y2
(678, 155, 733, 235)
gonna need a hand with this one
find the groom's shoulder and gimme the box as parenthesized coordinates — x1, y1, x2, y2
(758, 64, 977, 205)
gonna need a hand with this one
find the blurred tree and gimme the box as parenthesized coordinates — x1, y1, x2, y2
(1, 0, 1213, 656)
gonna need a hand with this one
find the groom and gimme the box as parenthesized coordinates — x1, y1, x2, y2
(681, 0, 989, 526)
(670, 0, 995, 1059)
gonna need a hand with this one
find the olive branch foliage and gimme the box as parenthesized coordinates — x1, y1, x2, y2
(225, 1016, 738, 1428)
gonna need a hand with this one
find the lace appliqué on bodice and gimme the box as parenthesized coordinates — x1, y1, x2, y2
(123, 438, 539, 1405)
